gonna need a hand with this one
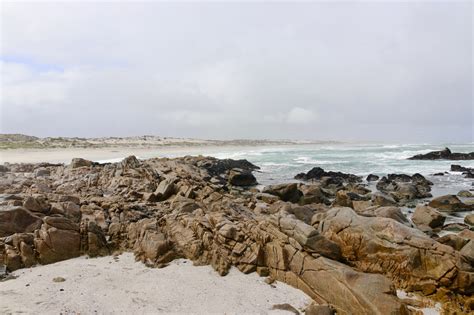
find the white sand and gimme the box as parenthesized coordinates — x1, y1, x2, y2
(0, 253, 311, 314)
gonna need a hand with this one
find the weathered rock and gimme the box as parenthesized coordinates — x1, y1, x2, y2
(23, 196, 50, 214)
(70, 158, 94, 168)
(34, 167, 50, 177)
(373, 206, 410, 225)
(263, 183, 303, 203)
(457, 190, 473, 198)
(408, 148, 474, 160)
(318, 207, 474, 296)
(0, 207, 42, 237)
(436, 234, 469, 251)
(428, 195, 473, 212)
(372, 192, 397, 206)
(465, 214, 474, 226)
(411, 205, 446, 229)
(451, 165, 474, 172)
(376, 174, 432, 204)
(228, 169, 257, 186)
(155, 178, 176, 201)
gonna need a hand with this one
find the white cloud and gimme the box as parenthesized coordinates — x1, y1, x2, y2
(287, 107, 317, 124)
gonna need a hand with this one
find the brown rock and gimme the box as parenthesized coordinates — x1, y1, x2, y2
(0, 207, 42, 237)
(428, 195, 472, 212)
(411, 205, 446, 229)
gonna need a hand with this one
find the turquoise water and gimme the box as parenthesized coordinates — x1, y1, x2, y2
(204, 143, 474, 190)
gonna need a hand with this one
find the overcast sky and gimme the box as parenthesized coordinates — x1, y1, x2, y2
(0, 1, 472, 142)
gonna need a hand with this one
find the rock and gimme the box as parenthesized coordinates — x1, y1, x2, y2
(34, 217, 81, 264)
(373, 206, 409, 225)
(23, 196, 50, 214)
(436, 234, 469, 251)
(465, 214, 474, 226)
(0, 207, 42, 237)
(318, 207, 473, 296)
(376, 173, 432, 204)
(372, 192, 397, 206)
(70, 158, 94, 168)
(408, 147, 474, 160)
(451, 164, 474, 172)
(433, 172, 445, 176)
(366, 174, 379, 182)
(428, 195, 473, 212)
(34, 167, 50, 177)
(52, 277, 66, 282)
(155, 178, 176, 201)
(295, 167, 361, 183)
(263, 183, 303, 203)
(228, 169, 257, 186)
(460, 240, 474, 263)
(411, 205, 446, 229)
(457, 190, 473, 198)
(305, 302, 335, 315)
(442, 223, 470, 232)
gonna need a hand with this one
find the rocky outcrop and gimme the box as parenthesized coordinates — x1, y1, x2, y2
(411, 205, 446, 230)
(366, 174, 379, 182)
(408, 148, 474, 160)
(376, 173, 433, 204)
(294, 167, 361, 184)
(316, 207, 474, 297)
(1, 155, 473, 313)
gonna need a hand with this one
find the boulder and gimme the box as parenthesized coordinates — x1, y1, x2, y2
(23, 196, 50, 214)
(366, 174, 379, 182)
(228, 169, 257, 186)
(70, 158, 94, 168)
(263, 183, 303, 203)
(372, 192, 397, 206)
(155, 178, 176, 201)
(451, 165, 474, 172)
(465, 214, 474, 226)
(373, 207, 409, 225)
(0, 207, 42, 237)
(34, 217, 81, 264)
(458, 190, 473, 198)
(411, 205, 446, 229)
(428, 195, 473, 212)
(436, 234, 469, 251)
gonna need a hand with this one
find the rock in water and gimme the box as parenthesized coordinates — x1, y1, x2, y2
(411, 205, 446, 230)
(408, 147, 474, 160)
(428, 195, 473, 212)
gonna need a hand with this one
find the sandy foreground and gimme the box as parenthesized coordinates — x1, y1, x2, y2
(0, 253, 311, 314)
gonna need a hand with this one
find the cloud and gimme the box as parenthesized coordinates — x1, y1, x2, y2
(0, 1, 472, 142)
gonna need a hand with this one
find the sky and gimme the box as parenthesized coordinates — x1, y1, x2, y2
(0, 1, 472, 143)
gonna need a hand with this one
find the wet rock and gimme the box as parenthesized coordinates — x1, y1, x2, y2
(376, 173, 432, 204)
(408, 147, 474, 160)
(366, 174, 379, 182)
(451, 165, 474, 172)
(295, 167, 361, 183)
(457, 190, 473, 198)
(428, 195, 473, 212)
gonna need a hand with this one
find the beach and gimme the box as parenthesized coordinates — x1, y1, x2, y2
(0, 253, 310, 314)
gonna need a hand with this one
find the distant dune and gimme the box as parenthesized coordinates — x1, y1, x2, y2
(0, 134, 340, 150)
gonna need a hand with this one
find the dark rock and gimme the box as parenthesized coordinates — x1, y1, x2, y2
(228, 169, 257, 186)
(376, 173, 432, 204)
(294, 167, 361, 183)
(366, 174, 379, 182)
(70, 158, 95, 168)
(263, 183, 303, 203)
(408, 148, 474, 160)
(451, 165, 474, 172)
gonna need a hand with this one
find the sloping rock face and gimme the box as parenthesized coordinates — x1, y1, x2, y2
(316, 208, 474, 298)
(0, 207, 42, 237)
(1, 155, 473, 313)
(408, 147, 474, 160)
